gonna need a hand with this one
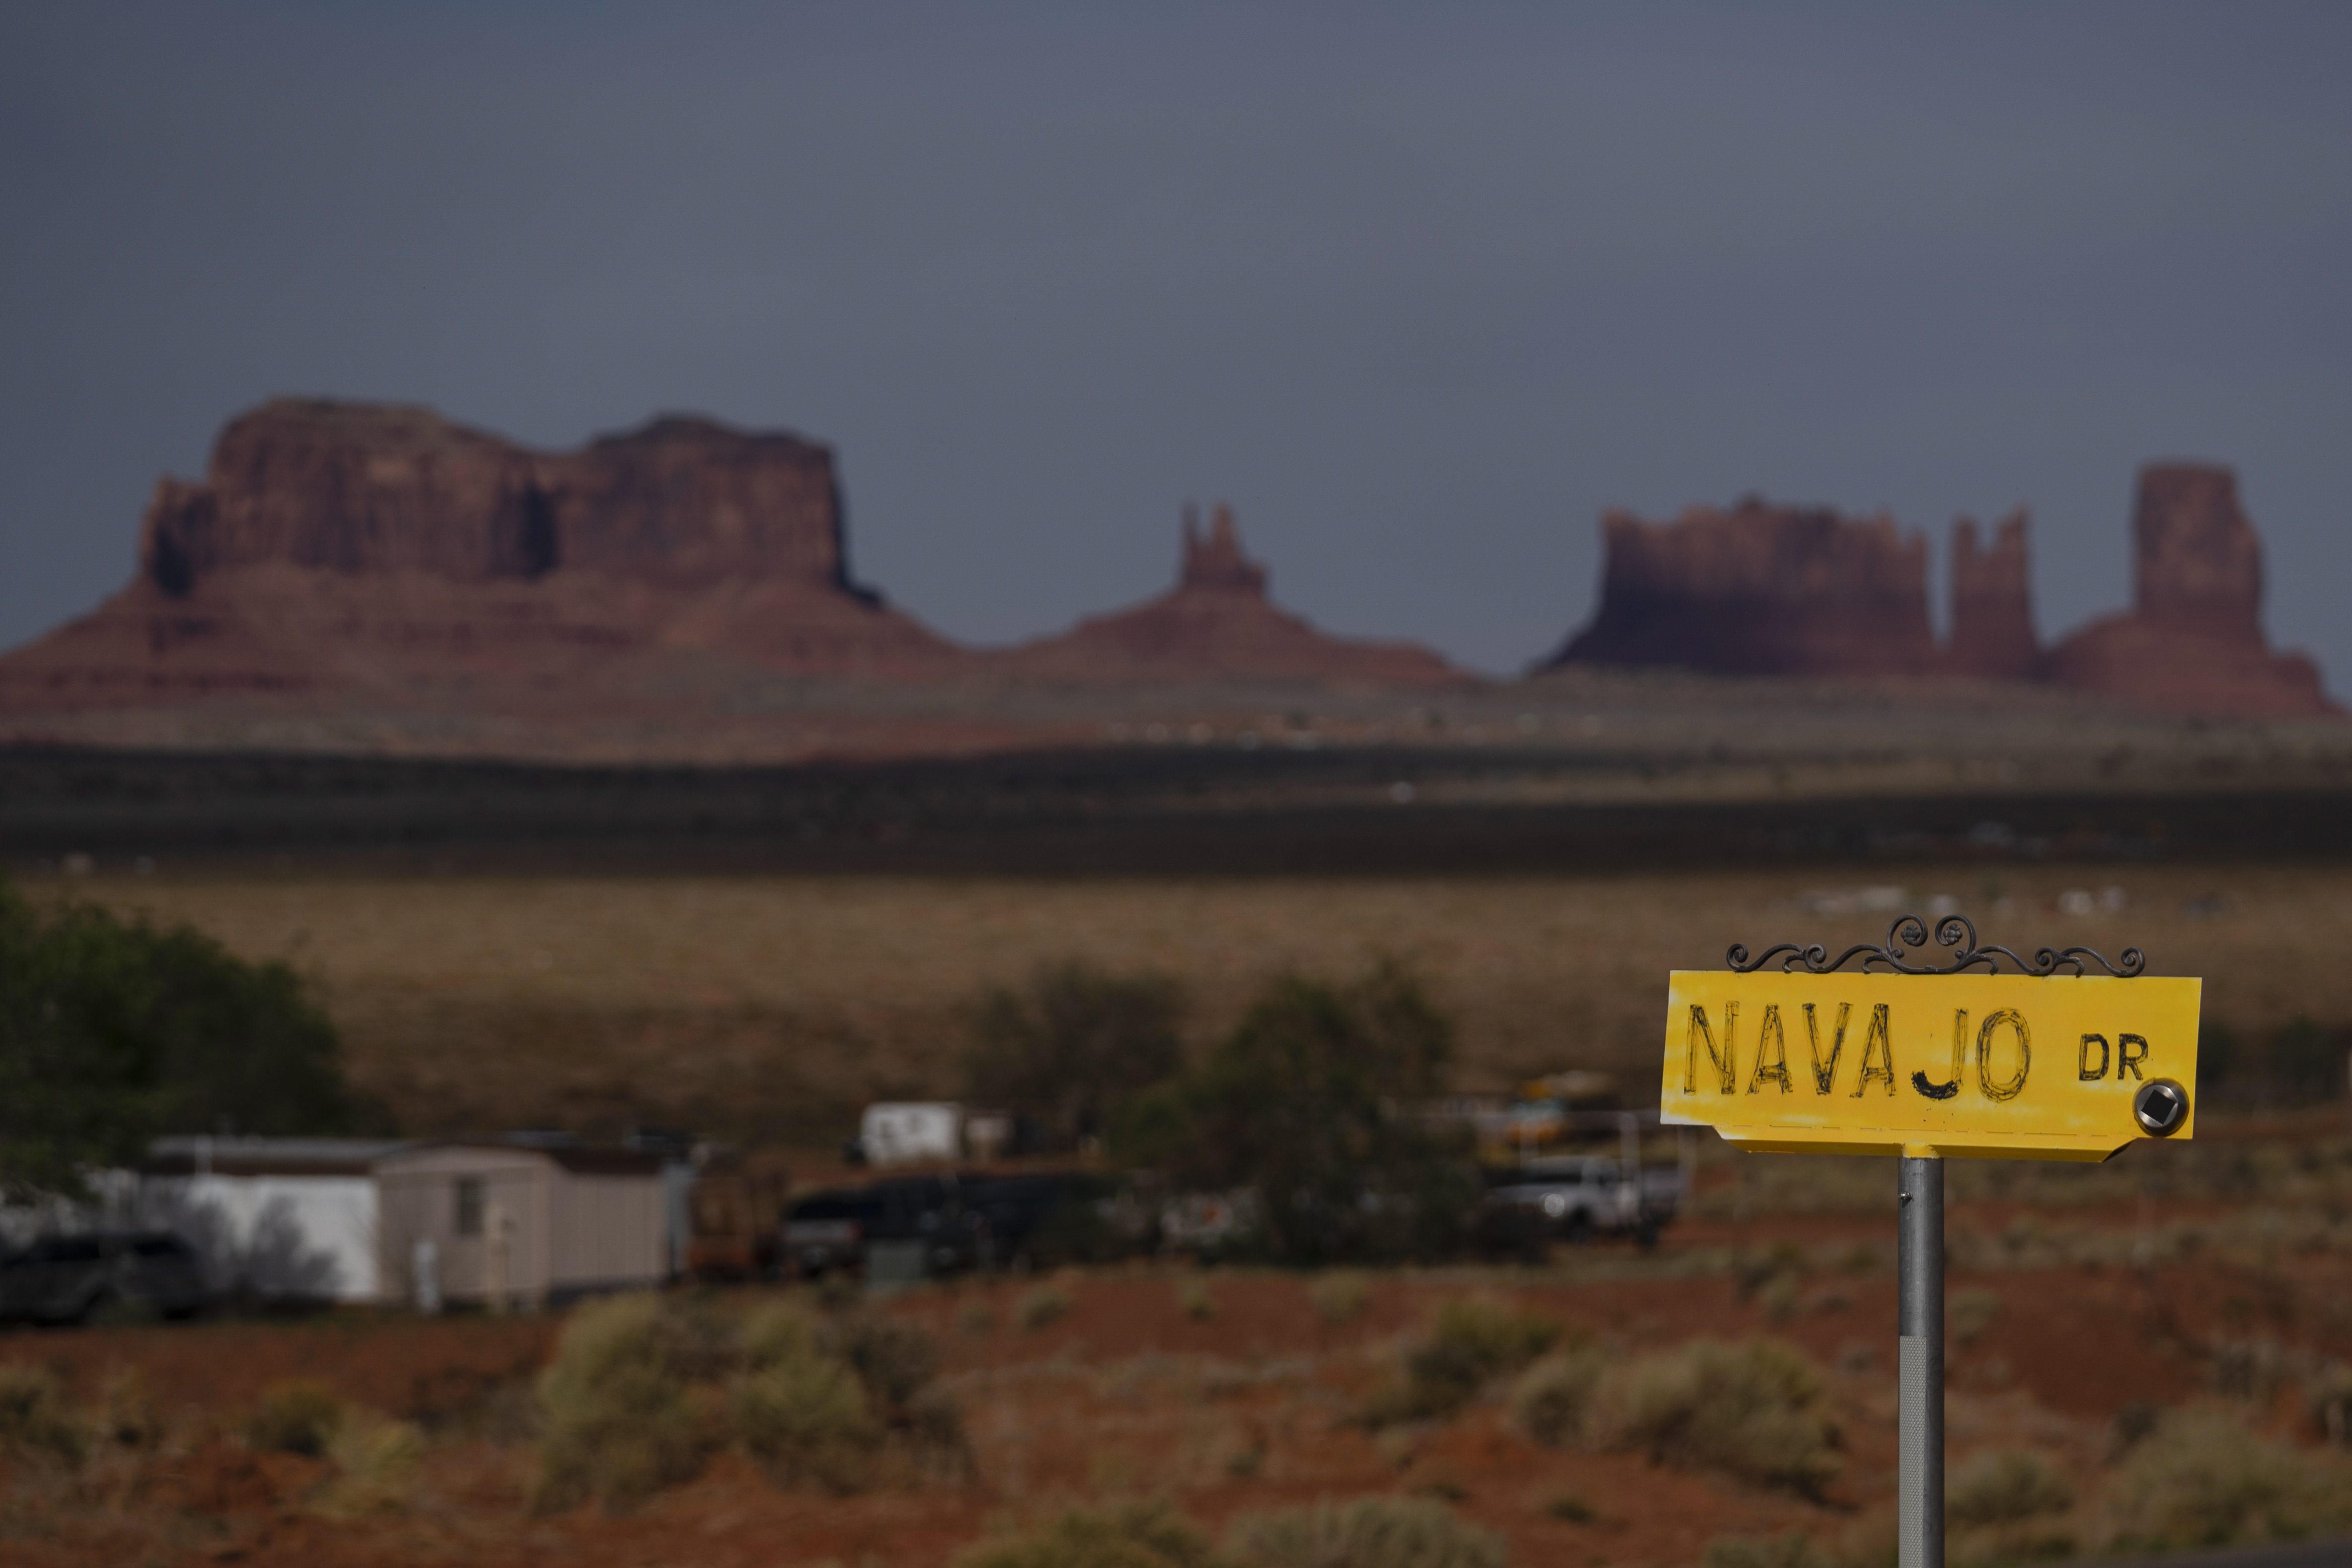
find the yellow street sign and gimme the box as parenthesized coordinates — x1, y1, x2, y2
(1659, 966, 2200, 1161)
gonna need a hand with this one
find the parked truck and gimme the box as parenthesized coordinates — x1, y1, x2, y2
(1476, 1154, 1681, 1253)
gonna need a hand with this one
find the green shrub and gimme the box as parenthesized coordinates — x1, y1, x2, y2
(0, 1362, 85, 1465)
(316, 1410, 425, 1518)
(742, 1299, 821, 1369)
(533, 1293, 716, 1514)
(737, 1305, 962, 1491)
(962, 961, 1188, 1149)
(1509, 1347, 1606, 1447)
(245, 1378, 343, 1457)
(1584, 1338, 1836, 1499)
(2105, 1403, 2352, 1550)
(1308, 1271, 1370, 1324)
(955, 1501, 1222, 1568)
(1226, 1495, 1505, 1568)
(1015, 1284, 1072, 1331)
(836, 1313, 942, 1410)
(1368, 1298, 1561, 1424)
(1700, 1532, 1823, 1568)
(91, 1365, 159, 1450)
(1112, 961, 1477, 1263)
(730, 1351, 880, 1493)
(0, 879, 378, 1202)
(1947, 1449, 2070, 1530)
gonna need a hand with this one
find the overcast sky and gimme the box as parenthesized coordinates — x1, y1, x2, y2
(4, 4, 2348, 682)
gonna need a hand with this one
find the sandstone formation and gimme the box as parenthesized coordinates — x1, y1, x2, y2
(1945, 509, 2039, 682)
(1546, 467, 2334, 719)
(989, 504, 1456, 686)
(2046, 463, 2334, 719)
(1544, 499, 1938, 678)
(0, 399, 959, 712)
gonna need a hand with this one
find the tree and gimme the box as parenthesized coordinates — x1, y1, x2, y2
(961, 961, 1186, 1148)
(1114, 959, 1477, 1263)
(0, 878, 375, 1199)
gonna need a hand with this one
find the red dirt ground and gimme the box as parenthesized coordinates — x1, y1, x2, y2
(0, 1202, 2343, 1568)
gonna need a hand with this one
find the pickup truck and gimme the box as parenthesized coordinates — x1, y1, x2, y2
(1477, 1156, 1681, 1253)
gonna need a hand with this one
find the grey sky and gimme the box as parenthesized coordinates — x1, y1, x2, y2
(4, 4, 2348, 682)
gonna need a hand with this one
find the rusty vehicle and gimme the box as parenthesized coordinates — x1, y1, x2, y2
(684, 1152, 792, 1280)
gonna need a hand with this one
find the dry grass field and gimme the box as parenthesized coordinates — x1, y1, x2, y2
(32, 860, 2352, 1143)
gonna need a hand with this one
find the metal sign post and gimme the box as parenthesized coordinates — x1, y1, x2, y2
(1658, 916, 2199, 1568)
(1898, 1151, 1942, 1568)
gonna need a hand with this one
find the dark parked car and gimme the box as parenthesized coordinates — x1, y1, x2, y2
(0, 1231, 209, 1324)
(785, 1171, 1160, 1280)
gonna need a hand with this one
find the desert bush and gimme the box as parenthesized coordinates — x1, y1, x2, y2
(1177, 1276, 1218, 1322)
(245, 1378, 343, 1457)
(2104, 1403, 2352, 1550)
(1947, 1449, 2070, 1529)
(731, 1351, 879, 1492)
(1509, 1347, 1607, 1447)
(837, 1313, 941, 1409)
(90, 1365, 161, 1450)
(533, 1293, 717, 1514)
(1308, 1271, 1370, 1324)
(1700, 1532, 1823, 1568)
(1362, 1298, 1560, 1426)
(316, 1410, 425, 1519)
(955, 1500, 1222, 1568)
(734, 1304, 961, 1491)
(1583, 1338, 1836, 1498)
(1226, 1495, 1504, 1568)
(1015, 1284, 1072, 1331)
(742, 1299, 821, 1368)
(0, 1363, 85, 1465)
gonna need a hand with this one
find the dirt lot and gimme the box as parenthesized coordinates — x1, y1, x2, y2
(0, 1116, 2347, 1568)
(26, 862, 2352, 1141)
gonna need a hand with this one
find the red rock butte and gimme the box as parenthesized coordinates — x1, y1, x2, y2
(2046, 464, 2335, 719)
(1546, 468, 2335, 718)
(0, 399, 965, 711)
(985, 503, 1456, 686)
(1547, 499, 1938, 678)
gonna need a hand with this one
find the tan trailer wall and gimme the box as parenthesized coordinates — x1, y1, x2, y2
(374, 1150, 552, 1307)
(549, 1173, 666, 1291)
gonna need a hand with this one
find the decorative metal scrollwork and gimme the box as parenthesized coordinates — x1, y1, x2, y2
(1727, 914, 2144, 979)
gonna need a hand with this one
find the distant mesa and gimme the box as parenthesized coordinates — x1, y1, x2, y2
(1547, 498, 1937, 680)
(0, 398, 961, 712)
(2045, 464, 2334, 719)
(986, 503, 1457, 686)
(1544, 466, 2335, 718)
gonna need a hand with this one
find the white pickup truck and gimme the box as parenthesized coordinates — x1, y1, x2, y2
(1478, 1155, 1681, 1250)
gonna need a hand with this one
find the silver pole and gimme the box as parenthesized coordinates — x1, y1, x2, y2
(1897, 1154, 1944, 1568)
